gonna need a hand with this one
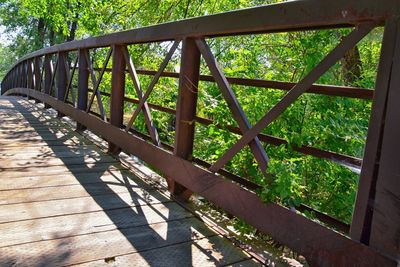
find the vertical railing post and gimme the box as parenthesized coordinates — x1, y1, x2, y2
(27, 59, 33, 89)
(34, 57, 41, 91)
(15, 67, 18, 88)
(14, 67, 18, 88)
(11, 69, 15, 89)
(33, 57, 42, 103)
(351, 18, 400, 261)
(24, 61, 28, 88)
(77, 49, 89, 131)
(44, 54, 53, 108)
(57, 52, 67, 117)
(108, 45, 126, 155)
(168, 38, 201, 200)
(365, 18, 400, 260)
(26, 60, 33, 100)
(20, 62, 26, 88)
(17, 64, 22, 88)
(14, 64, 19, 88)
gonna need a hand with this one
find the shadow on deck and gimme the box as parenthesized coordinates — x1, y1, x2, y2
(0, 96, 262, 266)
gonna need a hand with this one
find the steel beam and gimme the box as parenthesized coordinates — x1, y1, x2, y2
(56, 52, 67, 117)
(21, 62, 27, 88)
(11, 0, 400, 64)
(27, 60, 33, 89)
(43, 54, 53, 108)
(77, 49, 89, 131)
(74, 68, 375, 99)
(135, 69, 375, 100)
(369, 20, 400, 260)
(33, 57, 41, 91)
(168, 38, 201, 200)
(350, 18, 400, 261)
(108, 45, 126, 155)
(350, 19, 399, 244)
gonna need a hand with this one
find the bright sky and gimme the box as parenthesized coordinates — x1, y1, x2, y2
(0, 25, 12, 46)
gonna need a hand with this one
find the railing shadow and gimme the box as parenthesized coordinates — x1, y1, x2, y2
(3, 98, 248, 266)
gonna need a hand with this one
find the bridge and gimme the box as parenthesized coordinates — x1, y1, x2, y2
(1, 0, 399, 266)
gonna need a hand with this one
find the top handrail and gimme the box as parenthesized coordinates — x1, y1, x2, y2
(11, 0, 400, 65)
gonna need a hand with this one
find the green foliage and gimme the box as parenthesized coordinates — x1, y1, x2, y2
(0, 44, 16, 81)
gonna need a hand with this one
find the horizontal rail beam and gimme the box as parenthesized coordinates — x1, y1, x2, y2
(96, 90, 363, 169)
(136, 69, 374, 100)
(12, 0, 399, 65)
(82, 67, 373, 99)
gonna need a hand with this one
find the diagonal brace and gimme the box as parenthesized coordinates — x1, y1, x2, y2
(85, 48, 113, 121)
(122, 46, 160, 146)
(210, 22, 376, 172)
(64, 54, 79, 104)
(125, 40, 180, 131)
(195, 38, 269, 174)
(50, 56, 59, 96)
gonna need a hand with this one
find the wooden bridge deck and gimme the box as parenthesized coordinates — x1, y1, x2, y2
(0, 96, 262, 267)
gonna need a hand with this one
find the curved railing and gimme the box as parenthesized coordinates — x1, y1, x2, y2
(2, 1, 399, 266)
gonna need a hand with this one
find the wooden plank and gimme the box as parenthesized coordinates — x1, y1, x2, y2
(0, 202, 192, 247)
(0, 218, 215, 266)
(0, 154, 116, 169)
(0, 139, 93, 148)
(0, 190, 168, 223)
(0, 121, 75, 131)
(0, 127, 73, 134)
(0, 114, 72, 123)
(0, 97, 259, 267)
(0, 148, 105, 160)
(0, 176, 160, 205)
(72, 235, 257, 267)
(0, 170, 146, 191)
(0, 163, 125, 179)
(0, 144, 100, 155)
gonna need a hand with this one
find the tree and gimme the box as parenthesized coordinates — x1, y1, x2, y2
(0, 43, 16, 81)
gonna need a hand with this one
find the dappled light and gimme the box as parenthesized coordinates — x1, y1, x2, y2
(0, 97, 262, 266)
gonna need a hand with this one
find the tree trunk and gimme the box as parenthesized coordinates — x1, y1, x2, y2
(67, 1, 80, 42)
(49, 28, 55, 46)
(36, 18, 45, 49)
(342, 45, 362, 86)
